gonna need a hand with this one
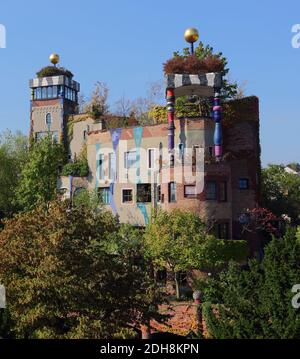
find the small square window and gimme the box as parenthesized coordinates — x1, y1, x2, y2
(239, 178, 249, 190)
(122, 189, 133, 203)
(206, 181, 217, 200)
(137, 184, 152, 203)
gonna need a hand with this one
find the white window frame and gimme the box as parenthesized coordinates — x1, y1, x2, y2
(124, 151, 137, 169)
(148, 148, 156, 170)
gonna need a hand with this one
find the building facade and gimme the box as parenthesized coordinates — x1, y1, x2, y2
(29, 62, 261, 253)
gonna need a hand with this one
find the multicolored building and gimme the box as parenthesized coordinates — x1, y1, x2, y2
(29, 55, 261, 253)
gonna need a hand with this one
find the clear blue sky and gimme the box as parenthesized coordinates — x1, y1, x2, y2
(0, 0, 299, 166)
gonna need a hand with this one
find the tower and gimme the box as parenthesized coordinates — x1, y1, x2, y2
(29, 54, 80, 146)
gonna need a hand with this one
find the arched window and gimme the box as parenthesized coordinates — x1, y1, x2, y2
(45, 113, 52, 127)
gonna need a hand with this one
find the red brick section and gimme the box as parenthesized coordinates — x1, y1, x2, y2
(32, 99, 60, 107)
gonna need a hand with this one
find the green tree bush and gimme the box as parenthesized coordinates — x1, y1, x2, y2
(261, 164, 300, 225)
(0, 130, 28, 218)
(16, 136, 66, 212)
(203, 228, 300, 339)
(144, 209, 249, 299)
(0, 201, 163, 338)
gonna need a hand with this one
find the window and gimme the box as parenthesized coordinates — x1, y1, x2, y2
(122, 189, 133, 203)
(205, 181, 217, 200)
(218, 223, 229, 240)
(184, 185, 197, 198)
(58, 86, 63, 97)
(35, 132, 47, 141)
(124, 151, 136, 169)
(168, 182, 177, 203)
(170, 154, 175, 168)
(83, 130, 87, 141)
(148, 149, 155, 169)
(192, 145, 199, 168)
(98, 187, 110, 204)
(211, 222, 230, 239)
(36, 87, 42, 99)
(53, 86, 58, 98)
(219, 181, 227, 202)
(52, 131, 59, 142)
(178, 143, 184, 158)
(47, 86, 53, 99)
(109, 153, 116, 180)
(45, 113, 52, 127)
(157, 185, 161, 203)
(239, 178, 249, 190)
(137, 184, 152, 203)
(98, 154, 105, 180)
(42, 87, 47, 99)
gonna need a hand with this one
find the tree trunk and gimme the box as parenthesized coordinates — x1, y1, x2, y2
(175, 272, 180, 300)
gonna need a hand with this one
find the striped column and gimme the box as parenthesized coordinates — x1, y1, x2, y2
(213, 91, 222, 158)
(167, 89, 175, 153)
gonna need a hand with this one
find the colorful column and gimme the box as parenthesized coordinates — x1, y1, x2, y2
(213, 91, 222, 158)
(166, 89, 175, 153)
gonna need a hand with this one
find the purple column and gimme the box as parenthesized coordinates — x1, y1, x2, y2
(167, 89, 175, 153)
(213, 91, 222, 158)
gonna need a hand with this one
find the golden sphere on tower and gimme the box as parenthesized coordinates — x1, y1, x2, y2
(184, 28, 199, 44)
(49, 53, 60, 65)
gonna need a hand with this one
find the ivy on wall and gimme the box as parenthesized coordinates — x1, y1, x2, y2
(67, 114, 92, 143)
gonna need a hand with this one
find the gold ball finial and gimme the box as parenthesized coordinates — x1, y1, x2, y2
(184, 28, 199, 44)
(49, 53, 60, 65)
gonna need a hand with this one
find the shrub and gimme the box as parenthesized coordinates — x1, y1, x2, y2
(163, 57, 185, 74)
(61, 159, 89, 177)
(163, 54, 224, 75)
(203, 55, 224, 73)
(184, 55, 206, 74)
(36, 66, 74, 78)
(202, 228, 300, 339)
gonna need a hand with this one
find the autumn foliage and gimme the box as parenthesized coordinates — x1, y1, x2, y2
(163, 54, 224, 75)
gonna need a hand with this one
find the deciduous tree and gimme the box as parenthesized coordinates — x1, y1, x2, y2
(0, 201, 163, 338)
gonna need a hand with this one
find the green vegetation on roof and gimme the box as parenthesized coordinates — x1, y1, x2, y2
(36, 66, 74, 78)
